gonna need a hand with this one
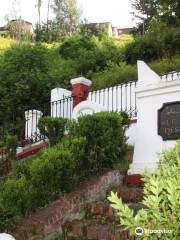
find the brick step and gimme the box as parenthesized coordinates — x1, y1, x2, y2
(106, 185, 144, 203)
(64, 220, 135, 240)
(62, 185, 144, 240)
(85, 202, 145, 220)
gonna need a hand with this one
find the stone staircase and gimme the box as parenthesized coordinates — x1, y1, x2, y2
(62, 184, 144, 240)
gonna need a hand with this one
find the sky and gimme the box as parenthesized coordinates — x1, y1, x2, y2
(0, 0, 136, 28)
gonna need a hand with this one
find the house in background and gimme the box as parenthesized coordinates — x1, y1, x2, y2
(117, 28, 132, 35)
(0, 19, 34, 38)
(0, 26, 8, 37)
(86, 22, 132, 38)
(9, 20, 34, 35)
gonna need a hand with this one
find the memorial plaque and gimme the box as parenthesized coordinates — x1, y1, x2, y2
(158, 101, 180, 140)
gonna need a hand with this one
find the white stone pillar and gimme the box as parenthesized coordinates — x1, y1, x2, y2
(25, 110, 43, 141)
(128, 61, 180, 174)
(51, 88, 71, 118)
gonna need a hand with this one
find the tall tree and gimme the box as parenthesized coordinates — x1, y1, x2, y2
(51, 0, 80, 37)
(47, 0, 51, 32)
(37, 0, 42, 26)
(6, 0, 25, 41)
(131, 0, 180, 30)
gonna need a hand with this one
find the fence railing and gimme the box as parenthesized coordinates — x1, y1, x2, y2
(51, 95, 73, 119)
(0, 102, 51, 145)
(160, 71, 180, 81)
(0, 81, 137, 147)
(88, 81, 137, 118)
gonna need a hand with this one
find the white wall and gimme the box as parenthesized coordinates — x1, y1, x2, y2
(126, 122, 137, 145)
(129, 61, 180, 174)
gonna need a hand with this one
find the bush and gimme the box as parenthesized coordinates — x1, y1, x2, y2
(4, 134, 17, 161)
(0, 44, 55, 114)
(0, 111, 130, 231)
(0, 134, 18, 173)
(38, 116, 67, 146)
(59, 36, 124, 75)
(124, 35, 163, 64)
(0, 135, 86, 231)
(69, 111, 130, 175)
(90, 62, 137, 90)
(59, 36, 97, 59)
(29, 138, 85, 207)
(108, 141, 180, 239)
(124, 23, 180, 64)
(0, 176, 31, 217)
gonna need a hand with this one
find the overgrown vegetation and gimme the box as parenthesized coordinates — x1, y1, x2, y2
(1, 29, 180, 115)
(108, 141, 180, 239)
(69, 111, 130, 175)
(0, 134, 18, 175)
(38, 116, 67, 146)
(0, 111, 129, 231)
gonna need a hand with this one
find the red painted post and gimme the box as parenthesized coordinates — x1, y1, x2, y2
(71, 77, 92, 108)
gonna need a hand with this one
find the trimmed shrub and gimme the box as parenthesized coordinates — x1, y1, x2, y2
(0, 134, 18, 173)
(108, 141, 180, 239)
(0, 112, 130, 231)
(38, 116, 67, 146)
(4, 134, 17, 161)
(69, 111, 130, 175)
(0, 136, 86, 231)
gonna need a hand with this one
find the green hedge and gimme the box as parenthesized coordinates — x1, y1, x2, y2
(0, 136, 86, 231)
(38, 116, 67, 146)
(69, 111, 130, 175)
(0, 112, 129, 231)
(0, 134, 18, 174)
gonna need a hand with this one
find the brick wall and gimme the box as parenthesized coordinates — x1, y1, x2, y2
(11, 170, 123, 240)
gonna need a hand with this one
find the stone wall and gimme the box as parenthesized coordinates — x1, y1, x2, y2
(11, 170, 123, 240)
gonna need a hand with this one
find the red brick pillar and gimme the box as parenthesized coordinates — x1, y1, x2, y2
(71, 77, 92, 108)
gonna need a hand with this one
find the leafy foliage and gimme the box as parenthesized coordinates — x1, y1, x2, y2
(0, 111, 129, 231)
(51, 0, 80, 37)
(69, 112, 130, 175)
(108, 141, 180, 239)
(0, 44, 54, 113)
(0, 134, 18, 174)
(59, 36, 123, 75)
(0, 135, 86, 231)
(90, 62, 137, 90)
(124, 23, 180, 64)
(4, 134, 18, 160)
(38, 116, 67, 146)
(132, 0, 180, 29)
